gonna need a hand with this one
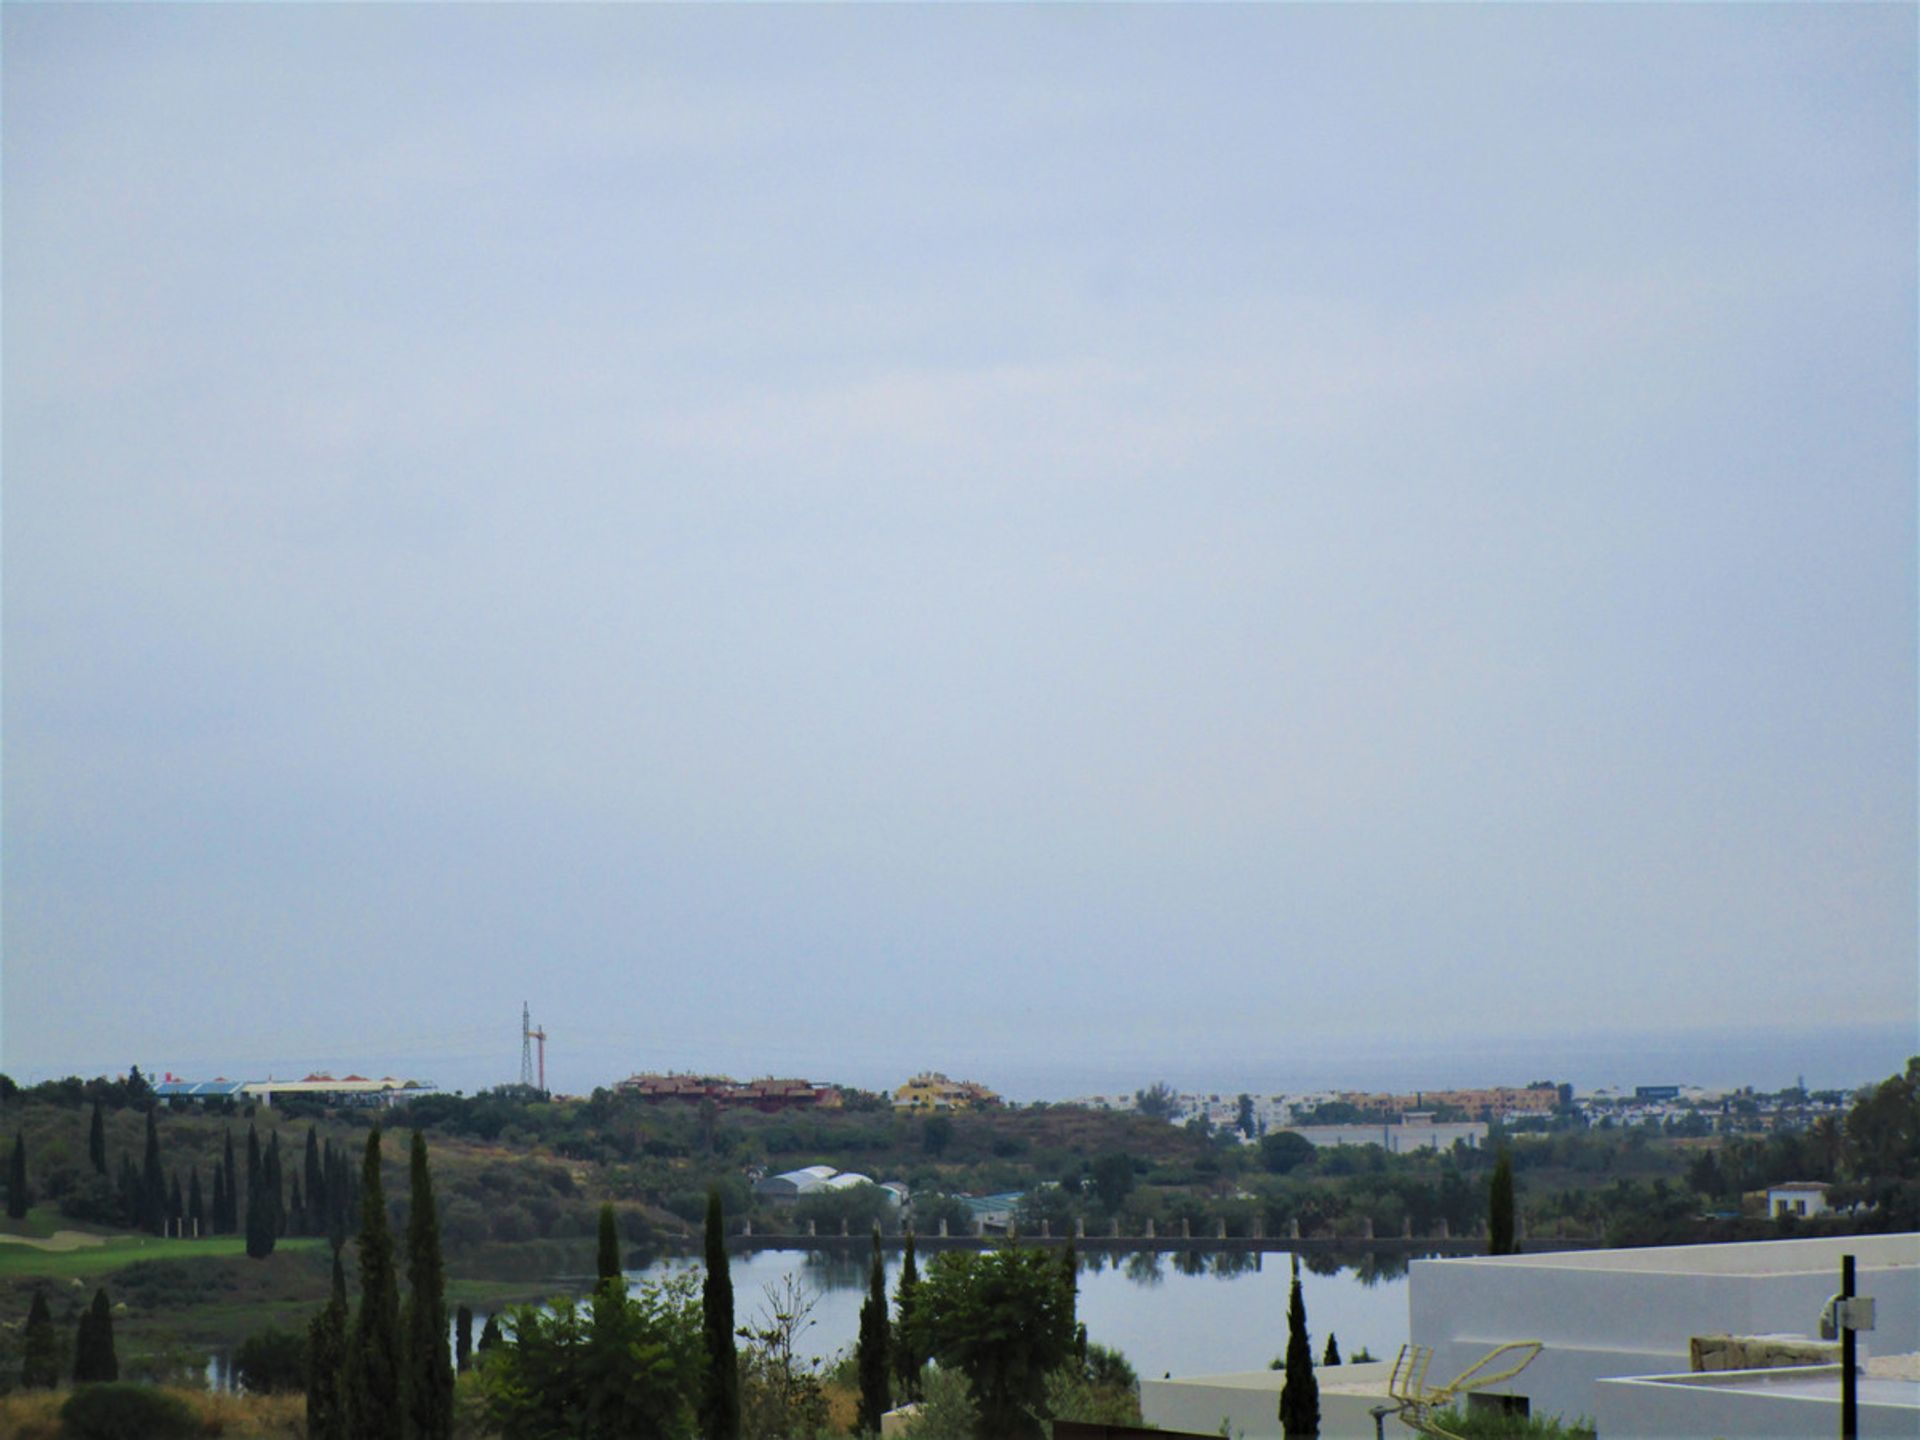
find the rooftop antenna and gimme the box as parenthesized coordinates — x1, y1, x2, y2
(1387, 1339, 1543, 1438)
(519, 1002, 548, 1095)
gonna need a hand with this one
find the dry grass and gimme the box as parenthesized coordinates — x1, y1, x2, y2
(184, 1388, 308, 1436)
(0, 1385, 308, 1439)
(0, 1389, 63, 1440)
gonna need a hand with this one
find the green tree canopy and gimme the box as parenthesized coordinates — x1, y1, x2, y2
(1133, 1082, 1178, 1122)
(480, 1277, 703, 1440)
(908, 1245, 1077, 1440)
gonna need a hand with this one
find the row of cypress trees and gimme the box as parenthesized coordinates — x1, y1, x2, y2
(59, 1098, 363, 1245)
(18, 1286, 118, 1388)
(306, 1126, 452, 1440)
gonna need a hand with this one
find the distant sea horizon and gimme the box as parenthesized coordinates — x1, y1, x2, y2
(32, 1018, 1914, 1107)
(977, 1018, 1918, 1104)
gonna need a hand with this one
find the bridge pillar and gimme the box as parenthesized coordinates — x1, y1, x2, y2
(1144, 1218, 1155, 1239)
(1289, 1218, 1300, 1240)
(1040, 1220, 1049, 1238)
(1075, 1217, 1085, 1239)
(938, 1218, 948, 1238)
(1217, 1218, 1228, 1240)
(1435, 1217, 1448, 1240)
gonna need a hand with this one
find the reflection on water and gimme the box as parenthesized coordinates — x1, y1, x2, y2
(1210, 1249, 1262, 1279)
(1123, 1250, 1164, 1287)
(641, 1247, 1416, 1380)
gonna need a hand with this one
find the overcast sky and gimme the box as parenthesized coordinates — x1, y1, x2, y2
(4, 4, 1914, 1097)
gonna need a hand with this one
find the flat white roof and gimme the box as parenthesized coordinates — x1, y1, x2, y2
(1145, 1361, 1394, 1398)
(1606, 1364, 1919, 1412)
(1426, 1232, 1918, 1277)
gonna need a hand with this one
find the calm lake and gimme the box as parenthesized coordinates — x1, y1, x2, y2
(627, 1248, 1416, 1380)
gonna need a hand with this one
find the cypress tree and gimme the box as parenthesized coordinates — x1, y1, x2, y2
(306, 1127, 324, 1237)
(1323, 1334, 1341, 1366)
(246, 1125, 276, 1259)
(141, 1109, 165, 1234)
(189, 1167, 206, 1238)
(307, 1248, 350, 1440)
(6, 1131, 28, 1219)
(168, 1172, 184, 1235)
(856, 1223, 890, 1434)
(116, 1152, 141, 1227)
(211, 1162, 228, 1239)
(892, 1229, 923, 1400)
(454, 1306, 473, 1375)
(73, 1287, 118, 1383)
(476, 1314, 502, 1354)
(1278, 1255, 1319, 1439)
(88, 1099, 108, 1174)
(327, 1140, 354, 1250)
(267, 1129, 287, 1237)
(1061, 1232, 1078, 1334)
(21, 1289, 60, 1389)
(699, 1186, 739, 1440)
(402, 1129, 453, 1440)
(291, 1174, 307, 1237)
(1489, 1147, 1517, 1256)
(223, 1129, 239, 1233)
(345, 1127, 402, 1440)
(596, 1203, 621, 1285)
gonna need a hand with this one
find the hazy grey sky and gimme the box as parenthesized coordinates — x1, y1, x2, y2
(5, 4, 1914, 1096)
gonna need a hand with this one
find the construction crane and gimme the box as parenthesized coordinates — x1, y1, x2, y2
(519, 1002, 548, 1095)
(1383, 1339, 1543, 1438)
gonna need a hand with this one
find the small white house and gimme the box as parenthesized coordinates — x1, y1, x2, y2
(1766, 1181, 1831, 1219)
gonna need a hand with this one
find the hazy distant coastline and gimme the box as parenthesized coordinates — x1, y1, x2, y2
(32, 1018, 1912, 1108)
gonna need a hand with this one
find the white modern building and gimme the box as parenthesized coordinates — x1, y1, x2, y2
(1409, 1233, 1920, 1425)
(1283, 1113, 1487, 1154)
(753, 1166, 906, 1205)
(1595, 1354, 1919, 1438)
(753, 1165, 840, 1200)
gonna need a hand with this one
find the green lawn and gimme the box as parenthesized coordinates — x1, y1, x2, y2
(0, 1232, 326, 1277)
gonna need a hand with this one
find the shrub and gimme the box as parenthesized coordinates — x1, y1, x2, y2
(234, 1325, 308, 1393)
(59, 1383, 199, 1440)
